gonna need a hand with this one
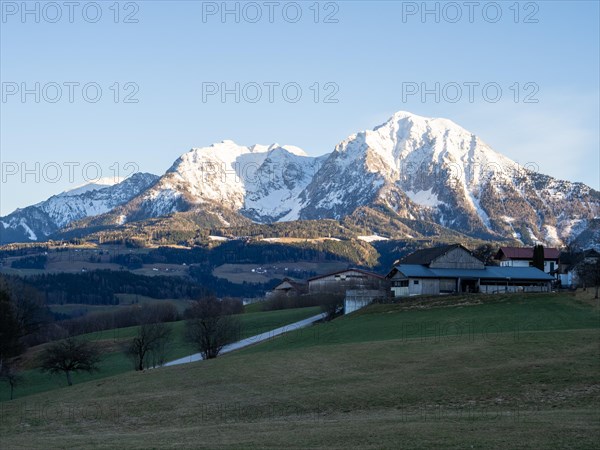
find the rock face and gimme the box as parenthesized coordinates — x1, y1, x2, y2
(3, 111, 599, 247)
(86, 141, 327, 228)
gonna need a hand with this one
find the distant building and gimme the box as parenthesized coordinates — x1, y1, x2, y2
(267, 278, 308, 298)
(495, 246, 560, 274)
(387, 244, 553, 297)
(308, 269, 387, 294)
(558, 249, 600, 288)
(400, 244, 484, 270)
(306, 268, 388, 315)
(344, 289, 388, 315)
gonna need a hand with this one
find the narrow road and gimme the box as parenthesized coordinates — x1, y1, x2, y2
(164, 312, 326, 367)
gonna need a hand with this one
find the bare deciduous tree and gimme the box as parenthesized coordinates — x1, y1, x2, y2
(185, 297, 239, 360)
(318, 293, 345, 321)
(39, 337, 100, 386)
(126, 322, 173, 371)
(0, 364, 24, 400)
(0, 276, 47, 340)
(0, 289, 22, 373)
(578, 259, 600, 299)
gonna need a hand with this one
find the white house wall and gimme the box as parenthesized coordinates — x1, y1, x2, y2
(391, 286, 410, 297)
(344, 289, 387, 314)
(479, 284, 551, 294)
(500, 259, 556, 274)
(344, 299, 372, 314)
(500, 260, 530, 268)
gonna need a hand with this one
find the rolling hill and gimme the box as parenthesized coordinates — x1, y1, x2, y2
(1, 292, 597, 449)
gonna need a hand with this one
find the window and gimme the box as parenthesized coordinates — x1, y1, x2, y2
(393, 280, 409, 287)
(413, 280, 419, 285)
(550, 262, 555, 271)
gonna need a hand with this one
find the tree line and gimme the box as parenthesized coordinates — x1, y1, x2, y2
(25, 271, 204, 305)
(0, 272, 248, 398)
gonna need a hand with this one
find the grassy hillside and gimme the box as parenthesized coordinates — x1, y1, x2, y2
(0, 306, 321, 402)
(240, 292, 598, 353)
(0, 292, 597, 449)
(48, 295, 192, 317)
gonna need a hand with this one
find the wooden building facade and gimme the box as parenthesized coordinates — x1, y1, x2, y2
(388, 245, 554, 297)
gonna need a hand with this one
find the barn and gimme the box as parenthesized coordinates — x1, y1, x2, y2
(266, 278, 308, 298)
(387, 244, 554, 297)
(307, 269, 387, 294)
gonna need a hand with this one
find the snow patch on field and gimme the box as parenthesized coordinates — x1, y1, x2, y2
(209, 235, 230, 241)
(262, 237, 341, 243)
(357, 235, 389, 242)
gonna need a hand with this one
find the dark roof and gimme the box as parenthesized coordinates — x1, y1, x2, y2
(307, 268, 385, 282)
(399, 244, 476, 266)
(273, 278, 307, 291)
(496, 246, 560, 260)
(389, 264, 554, 282)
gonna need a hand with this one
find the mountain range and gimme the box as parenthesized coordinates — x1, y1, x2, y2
(2, 111, 598, 248)
(1, 173, 159, 243)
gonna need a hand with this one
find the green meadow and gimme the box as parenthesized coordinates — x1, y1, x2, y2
(0, 292, 598, 449)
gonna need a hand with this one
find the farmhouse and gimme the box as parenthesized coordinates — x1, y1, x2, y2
(387, 244, 554, 297)
(495, 246, 560, 274)
(266, 278, 308, 297)
(308, 268, 387, 294)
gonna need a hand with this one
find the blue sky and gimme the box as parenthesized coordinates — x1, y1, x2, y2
(1, 0, 599, 215)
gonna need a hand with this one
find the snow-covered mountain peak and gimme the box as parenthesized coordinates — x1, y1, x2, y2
(57, 177, 125, 197)
(334, 110, 515, 176)
(275, 144, 308, 157)
(191, 140, 253, 157)
(132, 141, 320, 222)
(3, 111, 598, 248)
(169, 142, 312, 178)
(383, 110, 462, 131)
